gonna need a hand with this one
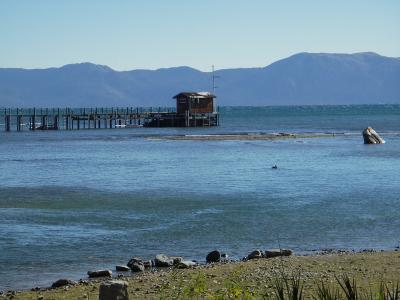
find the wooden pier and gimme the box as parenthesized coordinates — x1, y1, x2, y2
(1, 107, 220, 132)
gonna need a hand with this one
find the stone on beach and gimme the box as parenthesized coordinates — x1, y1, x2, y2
(127, 257, 145, 272)
(176, 260, 198, 269)
(206, 250, 221, 263)
(363, 127, 385, 144)
(99, 280, 129, 300)
(130, 262, 145, 272)
(143, 260, 152, 268)
(87, 269, 112, 278)
(116, 265, 130, 272)
(264, 249, 293, 258)
(171, 256, 183, 265)
(154, 254, 174, 267)
(51, 279, 77, 288)
(247, 249, 263, 260)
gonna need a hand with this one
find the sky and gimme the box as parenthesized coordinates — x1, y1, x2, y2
(0, 0, 399, 71)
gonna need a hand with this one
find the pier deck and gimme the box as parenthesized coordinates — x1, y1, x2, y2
(1, 107, 220, 132)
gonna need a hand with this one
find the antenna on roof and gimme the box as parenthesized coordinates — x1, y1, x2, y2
(211, 65, 219, 95)
(212, 65, 219, 113)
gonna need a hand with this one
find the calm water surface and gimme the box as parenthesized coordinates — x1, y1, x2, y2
(0, 105, 399, 290)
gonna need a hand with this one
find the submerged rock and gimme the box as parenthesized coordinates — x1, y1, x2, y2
(51, 279, 77, 288)
(247, 249, 263, 260)
(264, 249, 293, 258)
(99, 280, 129, 300)
(206, 250, 221, 263)
(87, 270, 112, 278)
(363, 127, 385, 144)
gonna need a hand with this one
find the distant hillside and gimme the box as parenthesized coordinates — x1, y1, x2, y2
(0, 52, 399, 107)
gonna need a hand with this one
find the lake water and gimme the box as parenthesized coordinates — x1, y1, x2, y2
(0, 105, 399, 290)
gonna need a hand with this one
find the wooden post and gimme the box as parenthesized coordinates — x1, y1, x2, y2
(82, 108, 85, 129)
(31, 108, 36, 131)
(94, 108, 98, 129)
(55, 108, 60, 130)
(185, 110, 189, 127)
(54, 115, 58, 130)
(16, 108, 20, 131)
(5, 109, 11, 132)
(65, 108, 69, 130)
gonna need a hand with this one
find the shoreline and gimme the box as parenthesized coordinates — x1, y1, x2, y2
(3, 249, 399, 299)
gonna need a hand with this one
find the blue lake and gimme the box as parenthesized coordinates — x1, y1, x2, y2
(0, 105, 399, 290)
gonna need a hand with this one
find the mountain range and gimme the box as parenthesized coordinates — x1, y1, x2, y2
(0, 52, 399, 107)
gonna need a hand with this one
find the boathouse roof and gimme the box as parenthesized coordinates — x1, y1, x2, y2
(173, 92, 216, 99)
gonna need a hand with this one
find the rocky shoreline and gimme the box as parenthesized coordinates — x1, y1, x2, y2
(2, 248, 399, 299)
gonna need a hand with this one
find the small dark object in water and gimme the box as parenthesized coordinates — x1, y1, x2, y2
(272, 165, 278, 169)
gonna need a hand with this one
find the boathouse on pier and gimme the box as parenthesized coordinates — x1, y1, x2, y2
(145, 91, 219, 127)
(174, 92, 216, 114)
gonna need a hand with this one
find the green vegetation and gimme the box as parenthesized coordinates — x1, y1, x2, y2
(159, 270, 399, 300)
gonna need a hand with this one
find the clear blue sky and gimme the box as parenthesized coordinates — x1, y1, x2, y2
(0, 0, 399, 71)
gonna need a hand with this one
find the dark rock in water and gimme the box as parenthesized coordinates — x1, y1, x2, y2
(154, 254, 174, 267)
(248, 249, 263, 260)
(264, 249, 293, 258)
(116, 265, 130, 272)
(130, 262, 145, 272)
(87, 270, 112, 278)
(127, 257, 142, 269)
(99, 280, 129, 300)
(143, 260, 152, 269)
(171, 256, 183, 265)
(363, 127, 385, 144)
(51, 279, 77, 288)
(206, 250, 221, 263)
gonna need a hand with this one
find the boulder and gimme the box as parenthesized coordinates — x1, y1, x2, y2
(363, 127, 385, 144)
(99, 280, 129, 300)
(154, 254, 174, 267)
(127, 257, 142, 269)
(116, 265, 130, 272)
(176, 260, 198, 269)
(264, 249, 293, 258)
(87, 270, 112, 278)
(206, 250, 221, 263)
(171, 256, 183, 265)
(247, 249, 263, 260)
(130, 262, 145, 272)
(51, 279, 77, 288)
(143, 260, 152, 269)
